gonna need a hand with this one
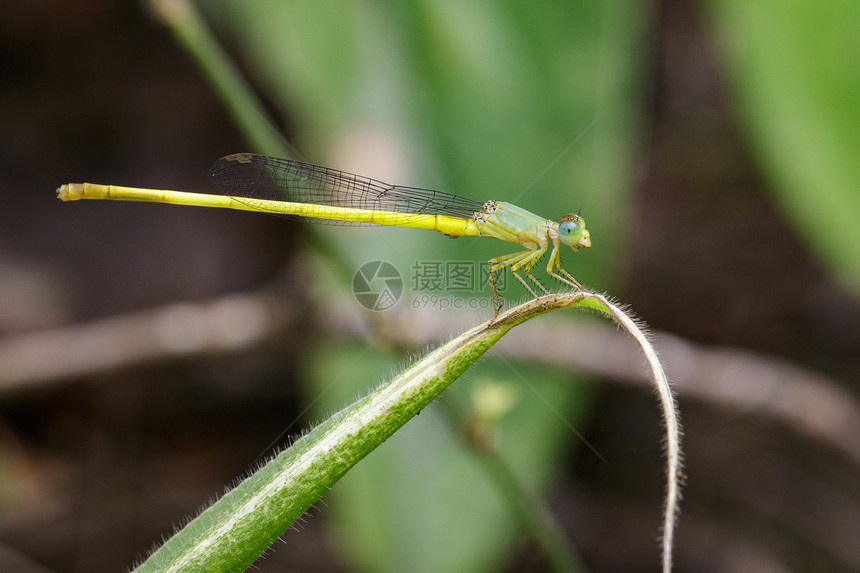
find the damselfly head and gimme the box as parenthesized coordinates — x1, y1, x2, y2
(559, 213, 591, 250)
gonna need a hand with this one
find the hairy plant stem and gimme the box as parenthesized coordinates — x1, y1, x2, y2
(133, 292, 681, 573)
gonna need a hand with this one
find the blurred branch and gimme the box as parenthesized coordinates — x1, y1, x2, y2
(3, 288, 859, 472)
(148, 0, 291, 158)
(0, 289, 292, 391)
(441, 396, 587, 573)
(493, 316, 860, 470)
(148, 0, 363, 291)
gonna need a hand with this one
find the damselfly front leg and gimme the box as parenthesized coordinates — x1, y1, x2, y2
(487, 243, 549, 315)
(546, 240, 584, 290)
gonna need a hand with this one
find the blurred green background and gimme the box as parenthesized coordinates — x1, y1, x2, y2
(1, 0, 859, 572)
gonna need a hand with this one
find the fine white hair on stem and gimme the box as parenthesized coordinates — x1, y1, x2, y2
(595, 293, 682, 573)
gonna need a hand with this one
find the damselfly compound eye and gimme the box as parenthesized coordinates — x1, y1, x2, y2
(559, 215, 584, 248)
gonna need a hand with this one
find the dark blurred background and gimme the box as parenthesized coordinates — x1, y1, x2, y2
(1, 1, 859, 572)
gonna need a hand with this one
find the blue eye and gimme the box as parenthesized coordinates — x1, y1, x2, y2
(559, 217, 583, 247)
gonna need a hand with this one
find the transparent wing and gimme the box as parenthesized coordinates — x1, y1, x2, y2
(208, 153, 484, 225)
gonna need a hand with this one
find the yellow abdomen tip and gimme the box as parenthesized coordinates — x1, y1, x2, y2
(57, 184, 82, 201)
